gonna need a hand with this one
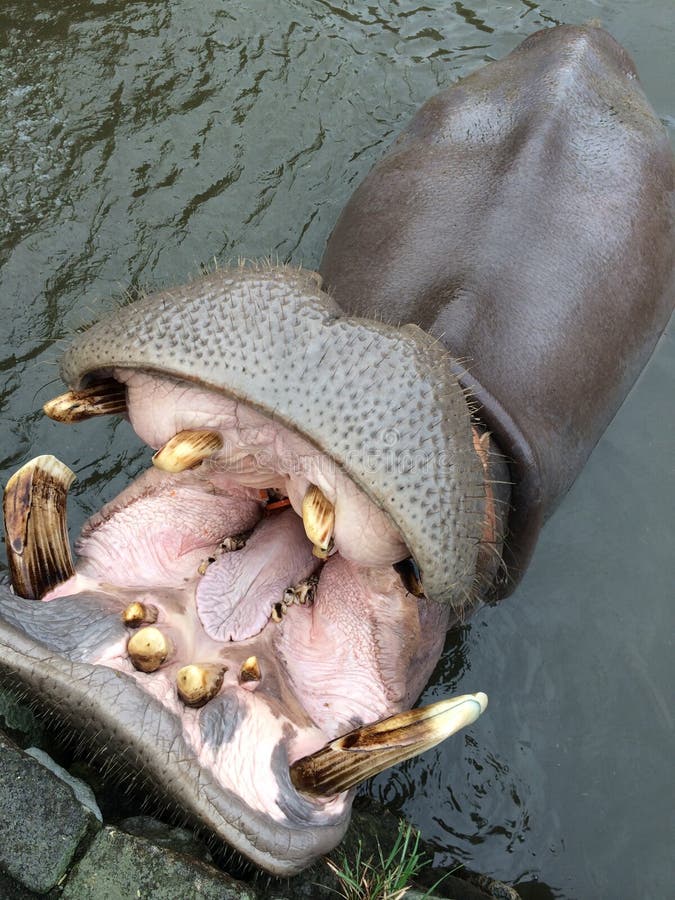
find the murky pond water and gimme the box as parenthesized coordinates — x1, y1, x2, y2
(1, 1, 672, 897)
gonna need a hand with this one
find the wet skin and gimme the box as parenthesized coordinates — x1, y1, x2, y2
(1, 25, 673, 875)
(321, 24, 675, 592)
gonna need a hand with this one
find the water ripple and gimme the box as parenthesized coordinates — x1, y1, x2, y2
(0, 3, 673, 897)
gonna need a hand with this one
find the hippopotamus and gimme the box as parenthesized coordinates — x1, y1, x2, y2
(0, 24, 672, 876)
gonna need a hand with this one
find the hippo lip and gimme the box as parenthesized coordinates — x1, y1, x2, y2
(0, 265, 488, 873)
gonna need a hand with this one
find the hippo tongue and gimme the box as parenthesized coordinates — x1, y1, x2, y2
(195, 509, 317, 642)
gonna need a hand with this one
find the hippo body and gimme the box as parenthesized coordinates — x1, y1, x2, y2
(320, 25, 675, 592)
(0, 25, 673, 877)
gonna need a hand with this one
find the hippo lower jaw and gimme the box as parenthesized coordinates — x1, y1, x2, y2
(0, 264, 490, 874)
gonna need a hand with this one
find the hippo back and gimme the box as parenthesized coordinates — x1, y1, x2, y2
(320, 25, 675, 595)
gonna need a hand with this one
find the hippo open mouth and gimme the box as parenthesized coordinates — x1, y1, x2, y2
(0, 264, 490, 874)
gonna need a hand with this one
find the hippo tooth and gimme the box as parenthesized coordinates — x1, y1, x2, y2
(239, 656, 261, 684)
(176, 663, 226, 707)
(2, 454, 76, 600)
(121, 601, 158, 628)
(220, 531, 251, 552)
(152, 429, 224, 473)
(392, 557, 425, 598)
(301, 484, 335, 558)
(197, 531, 251, 575)
(270, 603, 284, 623)
(289, 693, 488, 796)
(127, 626, 173, 673)
(43, 378, 127, 423)
(283, 574, 319, 606)
(311, 542, 333, 560)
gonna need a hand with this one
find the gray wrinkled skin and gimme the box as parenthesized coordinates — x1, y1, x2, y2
(60, 264, 484, 609)
(199, 694, 243, 749)
(0, 593, 126, 659)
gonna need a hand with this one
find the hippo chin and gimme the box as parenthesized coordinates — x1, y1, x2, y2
(1, 24, 673, 876)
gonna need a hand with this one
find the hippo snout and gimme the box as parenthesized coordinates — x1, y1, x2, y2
(0, 264, 490, 873)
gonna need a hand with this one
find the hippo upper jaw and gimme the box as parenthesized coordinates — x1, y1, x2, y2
(0, 264, 490, 873)
(58, 263, 486, 610)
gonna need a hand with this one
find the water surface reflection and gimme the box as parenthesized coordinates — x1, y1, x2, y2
(0, 1, 672, 896)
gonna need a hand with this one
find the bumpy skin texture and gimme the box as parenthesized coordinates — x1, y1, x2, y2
(60, 265, 484, 609)
(320, 25, 675, 592)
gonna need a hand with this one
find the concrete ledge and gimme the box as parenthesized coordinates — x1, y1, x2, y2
(0, 733, 99, 894)
(61, 827, 257, 900)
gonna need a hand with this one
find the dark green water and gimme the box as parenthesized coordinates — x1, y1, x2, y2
(0, 2, 672, 897)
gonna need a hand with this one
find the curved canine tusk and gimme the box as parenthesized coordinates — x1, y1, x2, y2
(301, 484, 335, 557)
(152, 429, 224, 473)
(43, 378, 127, 423)
(3, 454, 76, 600)
(290, 693, 488, 796)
